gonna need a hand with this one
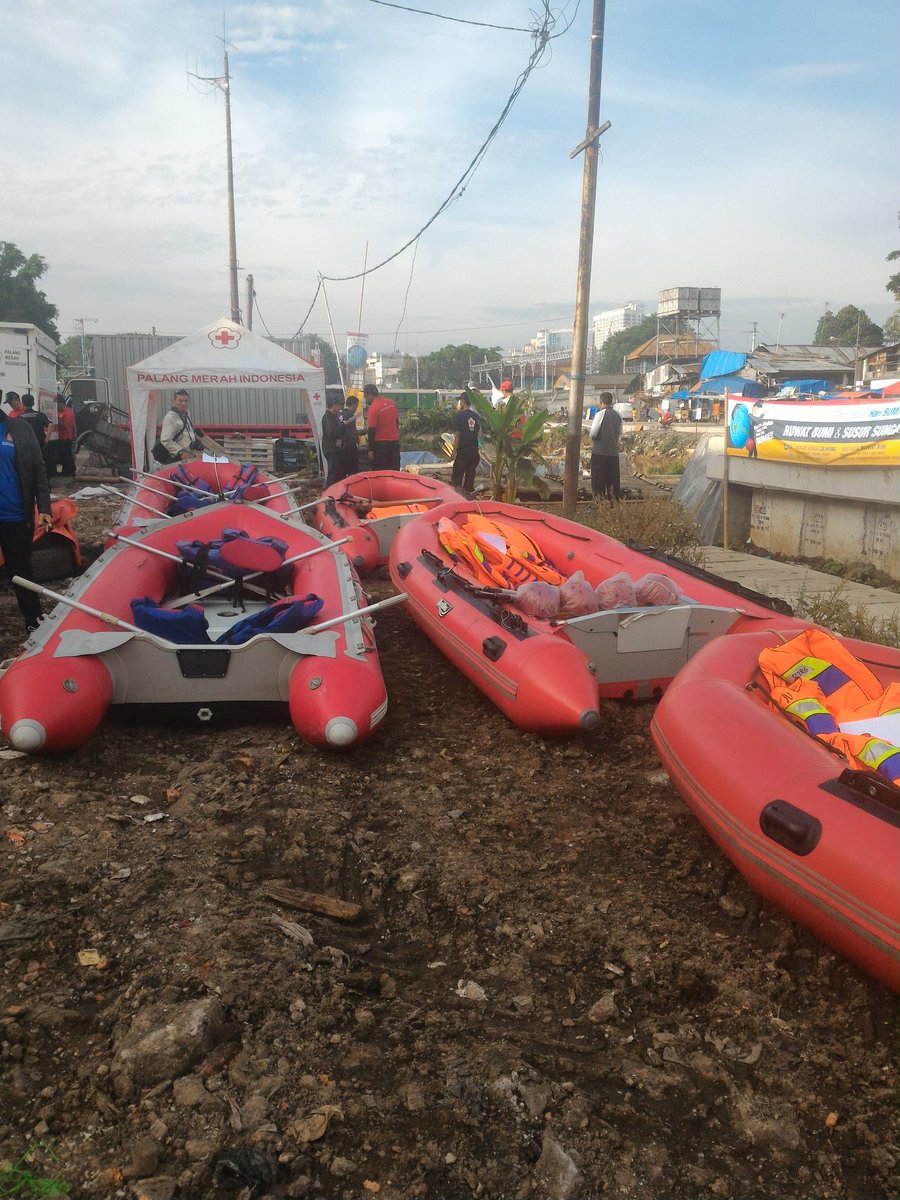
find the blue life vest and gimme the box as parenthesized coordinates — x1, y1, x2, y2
(130, 598, 211, 644)
(228, 463, 261, 499)
(217, 594, 325, 645)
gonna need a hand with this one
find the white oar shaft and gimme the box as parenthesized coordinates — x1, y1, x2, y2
(121, 474, 209, 501)
(11, 576, 175, 649)
(305, 592, 408, 635)
(100, 485, 169, 518)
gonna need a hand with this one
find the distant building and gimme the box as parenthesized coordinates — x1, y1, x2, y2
(592, 303, 645, 350)
(526, 328, 573, 354)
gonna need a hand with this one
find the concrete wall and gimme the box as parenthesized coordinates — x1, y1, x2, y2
(701, 437, 899, 579)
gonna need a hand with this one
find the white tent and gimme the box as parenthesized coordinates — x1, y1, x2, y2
(125, 317, 327, 470)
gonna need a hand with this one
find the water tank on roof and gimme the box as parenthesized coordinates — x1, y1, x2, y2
(657, 287, 721, 318)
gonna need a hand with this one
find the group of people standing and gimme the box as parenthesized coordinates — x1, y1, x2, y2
(3, 391, 76, 478)
(321, 383, 402, 488)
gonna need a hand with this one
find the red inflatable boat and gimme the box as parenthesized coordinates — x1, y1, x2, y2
(651, 629, 900, 992)
(0, 502, 398, 753)
(311, 470, 459, 576)
(111, 458, 295, 541)
(388, 500, 804, 735)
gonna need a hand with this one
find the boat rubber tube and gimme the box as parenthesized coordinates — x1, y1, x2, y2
(0, 655, 113, 753)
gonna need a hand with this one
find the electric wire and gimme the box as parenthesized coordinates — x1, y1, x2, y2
(293, 2, 569, 336)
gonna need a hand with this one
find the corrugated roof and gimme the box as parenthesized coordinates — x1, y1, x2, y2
(750, 344, 877, 371)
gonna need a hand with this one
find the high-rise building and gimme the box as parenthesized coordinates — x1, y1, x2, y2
(592, 303, 645, 350)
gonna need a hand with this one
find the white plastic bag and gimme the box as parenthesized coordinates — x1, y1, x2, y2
(514, 581, 561, 620)
(634, 572, 683, 607)
(594, 572, 637, 610)
(559, 570, 598, 616)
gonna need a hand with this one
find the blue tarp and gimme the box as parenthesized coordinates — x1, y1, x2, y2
(700, 350, 747, 380)
(775, 379, 833, 396)
(690, 375, 766, 397)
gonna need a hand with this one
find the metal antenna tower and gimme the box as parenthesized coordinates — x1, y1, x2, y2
(189, 37, 241, 324)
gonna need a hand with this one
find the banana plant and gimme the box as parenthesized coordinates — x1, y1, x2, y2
(466, 386, 551, 501)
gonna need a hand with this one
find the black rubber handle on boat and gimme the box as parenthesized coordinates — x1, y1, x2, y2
(759, 799, 822, 856)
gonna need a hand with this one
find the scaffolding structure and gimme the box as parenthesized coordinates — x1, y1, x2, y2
(655, 287, 721, 364)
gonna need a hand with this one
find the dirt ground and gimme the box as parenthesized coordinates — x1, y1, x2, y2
(0, 473, 897, 1200)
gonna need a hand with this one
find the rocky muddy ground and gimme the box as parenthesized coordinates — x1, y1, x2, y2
(0, 476, 896, 1200)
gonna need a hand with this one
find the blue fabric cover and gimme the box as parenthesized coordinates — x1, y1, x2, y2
(217, 594, 325, 645)
(700, 350, 747, 380)
(130, 598, 212, 644)
(775, 379, 833, 395)
(691, 375, 766, 397)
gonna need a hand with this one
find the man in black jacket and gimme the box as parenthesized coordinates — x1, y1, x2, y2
(321, 394, 346, 488)
(0, 408, 52, 632)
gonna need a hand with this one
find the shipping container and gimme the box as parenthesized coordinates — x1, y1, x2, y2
(0, 322, 58, 421)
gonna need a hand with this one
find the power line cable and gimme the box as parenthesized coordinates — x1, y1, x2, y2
(294, 2, 568, 335)
(366, 0, 532, 32)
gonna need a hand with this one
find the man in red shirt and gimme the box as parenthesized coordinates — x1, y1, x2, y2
(54, 395, 77, 477)
(364, 383, 400, 471)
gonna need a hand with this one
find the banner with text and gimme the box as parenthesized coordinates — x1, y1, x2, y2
(726, 396, 900, 466)
(346, 333, 368, 393)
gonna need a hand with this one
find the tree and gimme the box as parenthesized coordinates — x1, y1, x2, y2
(0, 241, 59, 341)
(399, 343, 502, 389)
(886, 212, 900, 302)
(813, 305, 882, 347)
(466, 386, 550, 501)
(596, 315, 657, 372)
(883, 311, 900, 342)
(306, 334, 342, 385)
(58, 334, 90, 374)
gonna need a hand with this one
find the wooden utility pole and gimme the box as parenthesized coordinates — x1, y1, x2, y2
(223, 50, 240, 324)
(563, 0, 608, 517)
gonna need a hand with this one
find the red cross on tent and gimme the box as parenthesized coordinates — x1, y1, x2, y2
(209, 327, 241, 349)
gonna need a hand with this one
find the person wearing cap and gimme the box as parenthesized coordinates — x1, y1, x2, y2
(450, 392, 481, 496)
(0, 405, 52, 633)
(492, 378, 514, 409)
(364, 383, 400, 471)
(4, 392, 24, 419)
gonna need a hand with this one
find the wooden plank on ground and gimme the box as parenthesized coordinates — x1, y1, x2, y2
(263, 883, 363, 922)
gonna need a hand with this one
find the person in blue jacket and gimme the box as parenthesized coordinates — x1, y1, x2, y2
(0, 406, 52, 632)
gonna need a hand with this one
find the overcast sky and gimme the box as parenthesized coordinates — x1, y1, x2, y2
(3, 0, 898, 356)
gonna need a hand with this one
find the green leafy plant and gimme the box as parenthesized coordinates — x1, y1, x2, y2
(466, 386, 551, 501)
(0, 1147, 71, 1198)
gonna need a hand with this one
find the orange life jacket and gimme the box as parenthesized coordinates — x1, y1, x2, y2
(760, 629, 900, 786)
(437, 515, 565, 590)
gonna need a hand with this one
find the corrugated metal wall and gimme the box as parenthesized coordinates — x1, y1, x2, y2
(93, 334, 319, 427)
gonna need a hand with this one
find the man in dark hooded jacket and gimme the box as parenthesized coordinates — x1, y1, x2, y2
(0, 408, 52, 632)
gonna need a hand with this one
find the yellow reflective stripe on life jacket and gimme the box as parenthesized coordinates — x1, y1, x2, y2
(784, 697, 840, 736)
(857, 738, 900, 781)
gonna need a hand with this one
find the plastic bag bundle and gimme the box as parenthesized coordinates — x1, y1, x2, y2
(559, 570, 599, 616)
(594, 572, 637, 610)
(514, 580, 561, 620)
(634, 572, 683, 607)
